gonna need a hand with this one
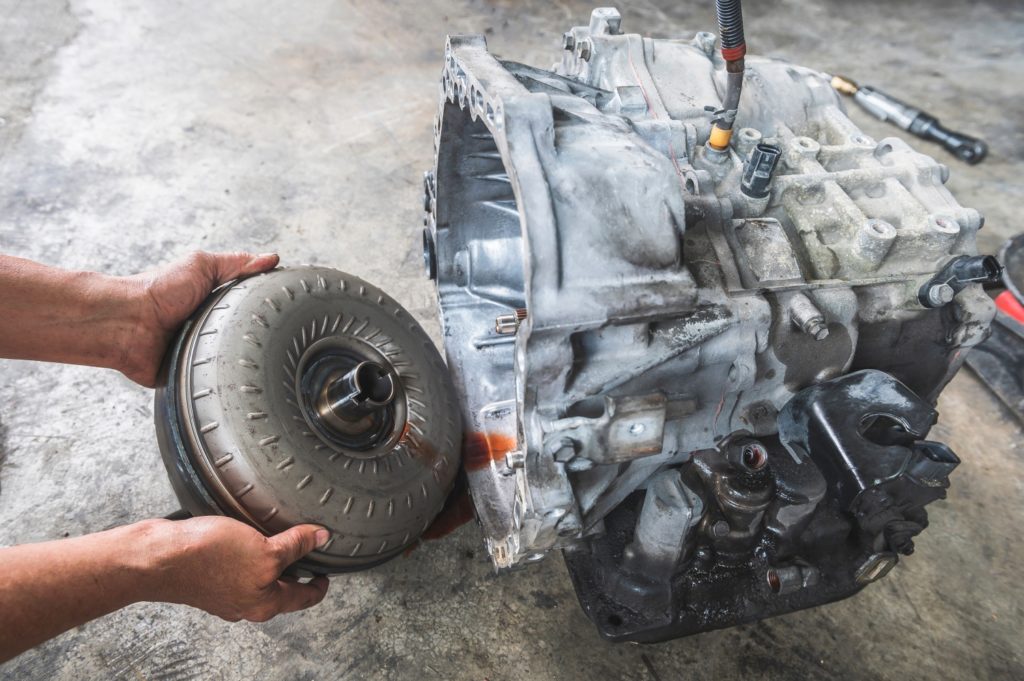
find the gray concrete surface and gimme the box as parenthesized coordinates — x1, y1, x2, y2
(1, 0, 1022, 679)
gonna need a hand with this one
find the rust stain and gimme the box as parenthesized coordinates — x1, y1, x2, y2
(403, 432, 516, 557)
(463, 431, 517, 472)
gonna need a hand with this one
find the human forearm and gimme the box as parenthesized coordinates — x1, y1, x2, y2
(0, 517, 329, 663)
(0, 255, 142, 373)
(0, 522, 157, 662)
(0, 251, 278, 386)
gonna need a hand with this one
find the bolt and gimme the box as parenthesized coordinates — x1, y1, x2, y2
(694, 31, 716, 56)
(578, 39, 593, 62)
(927, 283, 955, 307)
(562, 32, 575, 51)
(803, 318, 830, 341)
(495, 308, 527, 335)
(505, 449, 525, 470)
(712, 520, 731, 538)
(495, 314, 519, 335)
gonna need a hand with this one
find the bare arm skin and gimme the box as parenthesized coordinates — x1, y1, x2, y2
(0, 252, 332, 663)
(0, 518, 330, 662)
(0, 250, 279, 387)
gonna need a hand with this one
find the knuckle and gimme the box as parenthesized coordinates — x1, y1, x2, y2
(185, 250, 214, 276)
(268, 543, 292, 570)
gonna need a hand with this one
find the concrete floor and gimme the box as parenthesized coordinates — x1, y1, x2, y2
(1, 0, 1022, 678)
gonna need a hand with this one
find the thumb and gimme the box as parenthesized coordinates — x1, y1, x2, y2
(267, 524, 330, 570)
(206, 251, 280, 286)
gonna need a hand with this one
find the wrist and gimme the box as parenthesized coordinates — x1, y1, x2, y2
(81, 271, 149, 377)
(113, 519, 185, 605)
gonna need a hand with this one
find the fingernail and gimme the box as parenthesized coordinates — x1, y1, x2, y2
(314, 528, 330, 547)
(257, 252, 277, 260)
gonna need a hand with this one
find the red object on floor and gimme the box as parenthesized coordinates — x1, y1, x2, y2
(996, 290, 1024, 323)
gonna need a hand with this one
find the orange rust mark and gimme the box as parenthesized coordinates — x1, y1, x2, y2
(403, 432, 516, 557)
(463, 431, 517, 472)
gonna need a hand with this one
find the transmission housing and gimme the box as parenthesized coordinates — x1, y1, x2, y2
(422, 7, 997, 641)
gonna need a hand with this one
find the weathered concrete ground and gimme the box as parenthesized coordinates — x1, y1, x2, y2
(1, 0, 1022, 679)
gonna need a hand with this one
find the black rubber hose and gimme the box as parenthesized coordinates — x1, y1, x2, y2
(715, 0, 746, 58)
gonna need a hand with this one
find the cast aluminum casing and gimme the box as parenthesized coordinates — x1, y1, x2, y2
(422, 8, 995, 572)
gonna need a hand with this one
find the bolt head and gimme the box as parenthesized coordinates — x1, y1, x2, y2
(712, 520, 731, 537)
(578, 39, 592, 61)
(495, 314, 520, 335)
(928, 283, 955, 307)
(562, 32, 575, 51)
(505, 449, 525, 469)
(807, 320, 830, 341)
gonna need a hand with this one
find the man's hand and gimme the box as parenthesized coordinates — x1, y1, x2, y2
(123, 251, 279, 387)
(0, 251, 278, 387)
(0, 517, 331, 662)
(141, 516, 330, 622)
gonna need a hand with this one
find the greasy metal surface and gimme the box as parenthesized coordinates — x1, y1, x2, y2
(1, 0, 1022, 678)
(427, 7, 992, 578)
